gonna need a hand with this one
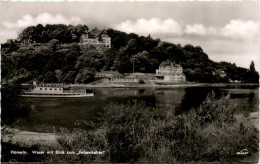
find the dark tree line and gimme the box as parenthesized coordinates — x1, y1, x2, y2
(1, 80, 31, 125)
(18, 24, 89, 44)
(1, 24, 259, 84)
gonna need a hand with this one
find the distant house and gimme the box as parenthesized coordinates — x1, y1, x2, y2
(81, 28, 111, 48)
(155, 60, 186, 82)
(110, 77, 138, 83)
(213, 69, 226, 78)
(95, 71, 138, 83)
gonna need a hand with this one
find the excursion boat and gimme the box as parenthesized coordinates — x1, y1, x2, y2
(21, 81, 94, 98)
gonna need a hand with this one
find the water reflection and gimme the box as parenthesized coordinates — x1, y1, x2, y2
(181, 87, 214, 112)
(248, 92, 255, 110)
(21, 87, 258, 132)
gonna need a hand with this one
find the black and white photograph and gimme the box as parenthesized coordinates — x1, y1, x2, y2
(1, 0, 259, 163)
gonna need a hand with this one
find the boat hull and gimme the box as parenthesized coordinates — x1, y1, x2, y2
(21, 93, 94, 98)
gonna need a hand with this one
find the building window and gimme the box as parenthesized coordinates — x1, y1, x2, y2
(40, 88, 42, 90)
(50, 88, 52, 90)
(59, 89, 62, 90)
(55, 88, 57, 90)
(45, 88, 47, 90)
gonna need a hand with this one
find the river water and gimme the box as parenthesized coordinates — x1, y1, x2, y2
(21, 86, 259, 133)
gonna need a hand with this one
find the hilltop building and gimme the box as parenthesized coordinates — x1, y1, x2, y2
(81, 28, 111, 48)
(155, 60, 186, 82)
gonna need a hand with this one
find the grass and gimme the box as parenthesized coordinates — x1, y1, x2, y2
(2, 92, 258, 162)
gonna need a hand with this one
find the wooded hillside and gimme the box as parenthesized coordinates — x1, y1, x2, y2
(1, 24, 258, 84)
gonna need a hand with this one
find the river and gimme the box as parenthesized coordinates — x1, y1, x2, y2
(20, 86, 259, 133)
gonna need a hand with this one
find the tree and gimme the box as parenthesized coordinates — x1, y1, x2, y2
(194, 68, 204, 82)
(126, 39, 138, 54)
(183, 44, 195, 52)
(1, 55, 16, 80)
(103, 49, 116, 71)
(146, 58, 159, 73)
(131, 51, 149, 72)
(48, 39, 59, 52)
(250, 61, 256, 73)
(74, 69, 95, 84)
(65, 43, 81, 68)
(45, 24, 72, 43)
(106, 28, 128, 49)
(75, 52, 100, 71)
(63, 71, 76, 84)
(34, 24, 45, 42)
(43, 71, 58, 83)
(69, 24, 89, 42)
(248, 61, 259, 83)
(18, 26, 36, 43)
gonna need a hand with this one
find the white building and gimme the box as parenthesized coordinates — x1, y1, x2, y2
(81, 28, 111, 48)
(155, 60, 186, 82)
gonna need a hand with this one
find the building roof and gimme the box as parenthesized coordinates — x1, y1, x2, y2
(88, 28, 108, 38)
(159, 60, 181, 67)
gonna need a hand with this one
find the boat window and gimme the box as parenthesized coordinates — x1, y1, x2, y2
(59, 89, 62, 90)
(45, 88, 47, 90)
(50, 88, 52, 90)
(54, 88, 57, 90)
(40, 88, 42, 90)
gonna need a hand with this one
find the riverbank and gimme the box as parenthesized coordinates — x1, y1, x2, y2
(2, 109, 259, 163)
(2, 94, 258, 163)
(1, 126, 60, 148)
(4, 111, 258, 147)
(69, 81, 259, 88)
(3, 87, 259, 162)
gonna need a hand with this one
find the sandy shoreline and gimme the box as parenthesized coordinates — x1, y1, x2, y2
(1, 126, 60, 148)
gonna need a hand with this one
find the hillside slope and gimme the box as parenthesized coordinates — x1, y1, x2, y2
(1, 24, 258, 84)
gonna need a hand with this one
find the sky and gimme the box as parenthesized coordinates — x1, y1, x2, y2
(0, 1, 258, 69)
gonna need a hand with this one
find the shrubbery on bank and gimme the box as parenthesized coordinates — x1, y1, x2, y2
(53, 92, 258, 162)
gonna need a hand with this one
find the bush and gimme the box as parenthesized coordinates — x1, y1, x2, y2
(99, 93, 258, 162)
(43, 128, 109, 162)
(74, 69, 95, 84)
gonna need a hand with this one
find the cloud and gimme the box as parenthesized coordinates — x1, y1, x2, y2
(184, 24, 206, 35)
(115, 18, 182, 35)
(116, 18, 257, 41)
(220, 19, 258, 39)
(3, 13, 83, 29)
(184, 24, 218, 36)
(184, 19, 258, 40)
